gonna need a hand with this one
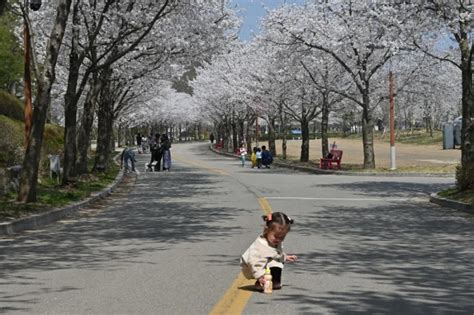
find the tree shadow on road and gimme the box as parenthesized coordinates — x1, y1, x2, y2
(311, 180, 454, 198)
(279, 202, 474, 314)
(0, 164, 252, 312)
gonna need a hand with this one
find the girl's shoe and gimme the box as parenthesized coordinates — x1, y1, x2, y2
(272, 282, 282, 290)
(254, 280, 264, 292)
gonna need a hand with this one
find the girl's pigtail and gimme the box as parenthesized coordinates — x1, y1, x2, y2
(262, 213, 272, 223)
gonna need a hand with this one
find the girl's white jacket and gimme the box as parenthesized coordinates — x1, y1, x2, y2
(240, 235, 286, 280)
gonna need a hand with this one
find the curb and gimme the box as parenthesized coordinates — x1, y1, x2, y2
(0, 153, 126, 236)
(429, 193, 474, 215)
(209, 145, 454, 178)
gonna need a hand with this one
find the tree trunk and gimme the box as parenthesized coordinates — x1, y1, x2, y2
(461, 51, 473, 166)
(300, 118, 310, 162)
(278, 102, 287, 160)
(231, 115, 238, 152)
(93, 72, 114, 172)
(117, 123, 123, 147)
(457, 40, 473, 189)
(17, 0, 72, 202)
(429, 117, 433, 137)
(93, 102, 114, 171)
(361, 93, 376, 168)
(61, 0, 81, 184)
(267, 116, 277, 157)
(225, 120, 232, 151)
(77, 77, 100, 175)
(195, 123, 200, 141)
(321, 93, 329, 158)
(109, 126, 115, 153)
(239, 120, 245, 147)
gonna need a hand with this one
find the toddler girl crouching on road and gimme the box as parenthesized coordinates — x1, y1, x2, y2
(240, 212, 298, 291)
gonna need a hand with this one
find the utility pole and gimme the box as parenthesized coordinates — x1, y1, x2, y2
(389, 71, 396, 170)
(256, 115, 259, 147)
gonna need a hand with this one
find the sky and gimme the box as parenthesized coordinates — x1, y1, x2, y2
(230, 0, 304, 41)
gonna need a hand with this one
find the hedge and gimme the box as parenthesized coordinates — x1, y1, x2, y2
(0, 115, 64, 174)
(0, 90, 23, 121)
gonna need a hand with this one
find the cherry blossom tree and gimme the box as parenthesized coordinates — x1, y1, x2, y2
(263, 2, 419, 168)
(17, 0, 72, 202)
(408, 0, 472, 189)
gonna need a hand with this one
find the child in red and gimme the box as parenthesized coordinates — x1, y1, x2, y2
(240, 212, 298, 291)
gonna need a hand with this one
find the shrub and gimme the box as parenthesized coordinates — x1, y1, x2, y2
(456, 164, 474, 191)
(0, 116, 64, 175)
(0, 90, 23, 121)
(39, 124, 64, 176)
(0, 115, 24, 167)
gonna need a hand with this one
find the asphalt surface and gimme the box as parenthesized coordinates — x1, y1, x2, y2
(0, 142, 473, 314)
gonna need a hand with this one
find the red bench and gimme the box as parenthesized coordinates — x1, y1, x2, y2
(320, 150, 343, 169)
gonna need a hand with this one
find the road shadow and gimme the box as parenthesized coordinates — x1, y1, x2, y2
(311, 180, 454, 198)
(281, 202, 474, 314)
(0, 161, 251, 313)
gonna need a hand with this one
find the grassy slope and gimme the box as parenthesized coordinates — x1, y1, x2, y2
(0, 115, 120, 221)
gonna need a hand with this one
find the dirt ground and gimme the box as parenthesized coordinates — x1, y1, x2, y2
(269, 138, 460, 170)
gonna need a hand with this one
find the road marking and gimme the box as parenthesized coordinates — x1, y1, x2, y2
(173, 157, 230, 176)
(266, 196, 418, 202)
(209, 273, 255, 315)
(209, 197, 272, 315)
(258, 197, 273, 216)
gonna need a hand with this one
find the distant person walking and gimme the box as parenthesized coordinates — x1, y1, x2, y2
(210, 133, 215, 144)
(148, 134, 163, 171)
(239, 143, 247, 167)
(161, 134, 172, 171)
(136, 133, 142, 153)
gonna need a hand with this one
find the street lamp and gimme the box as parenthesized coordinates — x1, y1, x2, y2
(23, 0, 41, 146)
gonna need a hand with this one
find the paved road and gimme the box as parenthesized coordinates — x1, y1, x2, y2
(1, 142, 473, 314)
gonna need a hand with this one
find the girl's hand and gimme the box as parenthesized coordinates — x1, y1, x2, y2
(286, 254, 298, 262)
(258, 276, 266, 285)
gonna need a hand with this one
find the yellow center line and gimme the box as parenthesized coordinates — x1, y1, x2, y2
(258, 197, 273, 216)
(173, 156, 230, 176)
(209, 197, 273, 315)
(209, 273, 255, 315)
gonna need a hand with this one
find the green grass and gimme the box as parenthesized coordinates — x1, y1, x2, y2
(276, 158, 456, 174)
(0, 162, 119, 221)
(339, 130, 444, 146)
(438, 188, 474, 205)
(392, 130, 443, 146)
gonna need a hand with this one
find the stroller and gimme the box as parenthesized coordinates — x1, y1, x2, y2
(145, 144, 162, 172)
(145, 161, 158, 172)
